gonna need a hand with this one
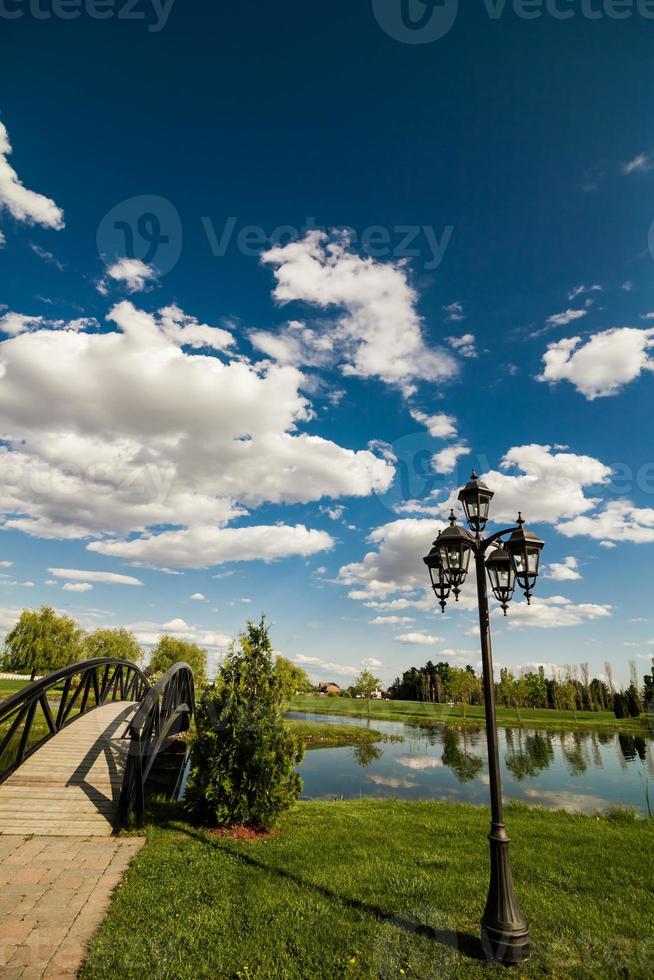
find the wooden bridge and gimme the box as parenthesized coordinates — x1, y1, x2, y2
(0, 659, 195, 836)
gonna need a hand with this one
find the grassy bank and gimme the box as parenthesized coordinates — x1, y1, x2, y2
(287, 718, 384, 749)
(0, 678, 30, 701)
(83, 800, 654, 979)
(289, 695, 652, 733)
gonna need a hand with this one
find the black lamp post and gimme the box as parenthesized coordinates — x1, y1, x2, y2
(423, 471, 544, 966)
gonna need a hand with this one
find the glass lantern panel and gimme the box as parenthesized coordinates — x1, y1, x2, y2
(527, 548, 540, 573)
(513, 551, 527, 574)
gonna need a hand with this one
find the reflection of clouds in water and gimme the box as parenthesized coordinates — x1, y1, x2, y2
(396, 755, 443, 770)
(521, 788, 613, 814)
(368, 775, 418, 789)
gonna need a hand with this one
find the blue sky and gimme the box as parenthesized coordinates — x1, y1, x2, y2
(1, 2, 654, 685)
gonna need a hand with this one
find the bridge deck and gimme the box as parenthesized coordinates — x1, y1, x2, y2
(0, 701, 138, 837)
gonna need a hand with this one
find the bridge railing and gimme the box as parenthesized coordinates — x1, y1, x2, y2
(117, 662, 195, 828)
(0, 658, 150, 785)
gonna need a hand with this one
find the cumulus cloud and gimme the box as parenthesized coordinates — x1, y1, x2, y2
(0, 311, 97, 337)
(369, 615, 414, 625)
(558, 501, 654, 545)
(48, 568, 143, 586)
(538, 328, 654, 399)
(500, 596, 611, 629)
(432, 443, 469, 475)
(338, 518, 436, 601)
(442, 301, 465, 322)
(98, 258, 159, 295)
(395, 632, 442, 646)
(446, 334, 477, 358)
(88, 523, 334, 568)
(361, 657, 383, 668)
(0, 301, 392, 565)
(544, 556, 581, 581)
(190, 593, 206, 601)
(0, 122, 64, 229)
(440, 444, 611, 525)
(545, 309, 587, 328)
(259, 231, 458, 392)
(409, 409, 457, 440)
(62, 582, 93, 593)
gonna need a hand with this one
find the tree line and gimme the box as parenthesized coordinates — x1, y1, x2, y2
(389, 658, 654, 721)
(0, 605, 317, 703)
(0, 605, 209, 684)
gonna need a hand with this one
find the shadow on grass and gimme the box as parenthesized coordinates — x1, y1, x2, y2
(146, 801, 484, 964)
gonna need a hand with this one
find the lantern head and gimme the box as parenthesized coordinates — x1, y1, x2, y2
(423, 542, 451, 613)
(485, 545, 516, 616)
(436, 511, 474, 598)
(458, 471, 495, 534)
(505, 514, 545, 603)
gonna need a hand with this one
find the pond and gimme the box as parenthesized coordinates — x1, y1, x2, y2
(287, 712, 654, 816)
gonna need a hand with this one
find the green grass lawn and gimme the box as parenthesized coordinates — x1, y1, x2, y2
(289, 695, 651, 733)
(0, 678, 31, 701)
(287, 718, 384, 749)
(83, 800, 654, 979)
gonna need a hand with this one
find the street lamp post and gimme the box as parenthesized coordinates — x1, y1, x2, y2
(423, 472, 545, 966)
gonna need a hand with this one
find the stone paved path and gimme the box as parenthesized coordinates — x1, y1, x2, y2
(0, 834, 144, 978)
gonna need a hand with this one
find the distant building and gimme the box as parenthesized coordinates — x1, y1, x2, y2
(319, 682, 341, 696)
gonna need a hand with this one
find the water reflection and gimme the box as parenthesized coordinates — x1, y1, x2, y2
(288, 711, 654, 815)
(441, 730, 483, 783)
(505, 729, 554, 781)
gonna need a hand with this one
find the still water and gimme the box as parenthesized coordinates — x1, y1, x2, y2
(288, 712, 654, 815)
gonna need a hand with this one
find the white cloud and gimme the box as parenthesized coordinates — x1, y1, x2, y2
(396, 755, 442, 770)
(446, 333, 477, 358)
(190, 592, 206, 601)
(622, 152, 654, 175)
(47, 568, 143, 586)
(0, 312, 47, 336)
(442, 301, 465, 322)
(0, 122, 64, 229)
(99, 258, 159, 294)
(558, 500, 654, 545)
(291, 651, 359, 679)
(63, 582, 93, 593)
(395, 631, 442, 646)
(0, 301, 392, 565)
(567, 285, 602, 301)
(259, 231, 458, 392)
(361, 657, 383, 668)
(30, 244, 65, 270)
(0, 561, 13, 568)
(545, 309, 587, 328)
(409, 409, 457, 440)
(338, 518, 436, 600)
(441, 445, 611, 525)
(88, 523, 335, 569)
(500, 596, 611, 629)
(369, 615, 414, 625)
(432, 443, 469, 475)
(544, 556, 582, 581)
(0, 311, 97, 337)
(0, 230, 4, 247)
(538, 328, 654, 399)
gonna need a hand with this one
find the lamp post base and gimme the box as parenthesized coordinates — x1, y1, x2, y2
(481, 923, 531, 966)
(480, 825, 531, 966)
